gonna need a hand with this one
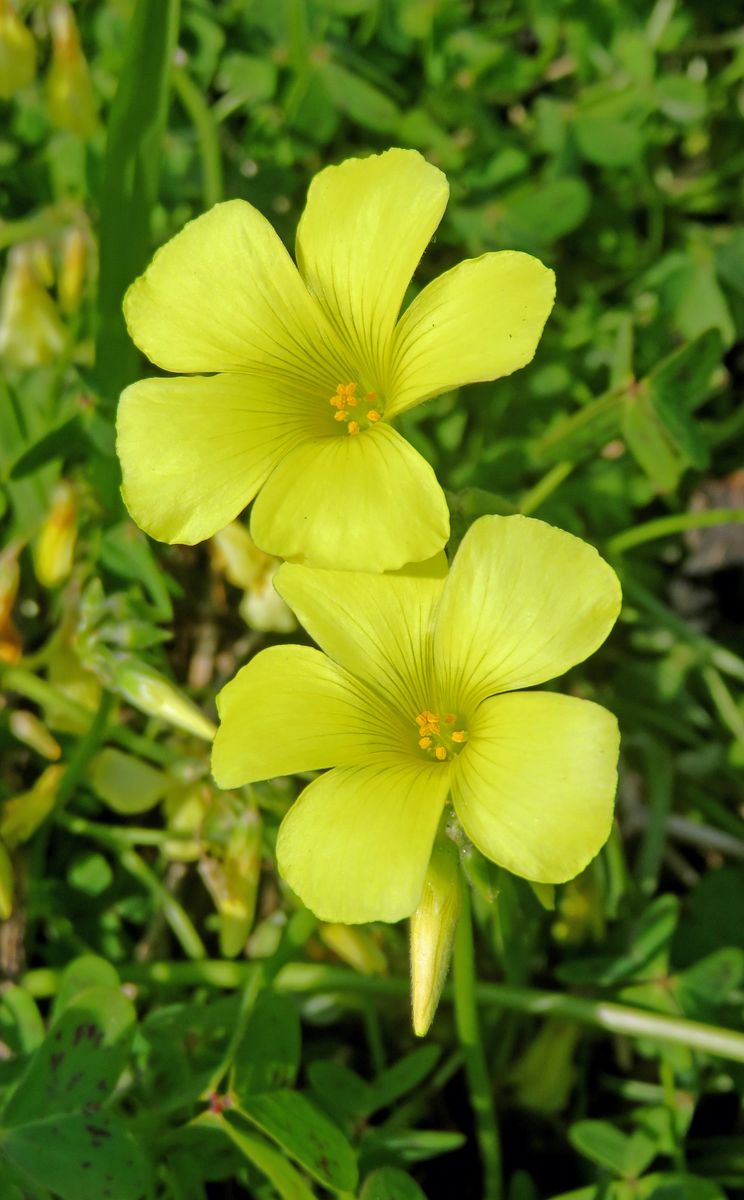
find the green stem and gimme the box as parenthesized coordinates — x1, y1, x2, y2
(172, 66, 223, 209)
(453, 886, 502, 1200)
(519, 461, 573, 516)
(23, 961, 744, 1065)
(119, 847, 207, 960)
(607, 508, 744, 555)
(57, 812, 195, 847)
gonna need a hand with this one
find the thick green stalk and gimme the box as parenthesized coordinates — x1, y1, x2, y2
(453, 886, 502, 1200)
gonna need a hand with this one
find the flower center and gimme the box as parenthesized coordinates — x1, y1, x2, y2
(414, 710, 468, 762)
(329, 382, 383, 436)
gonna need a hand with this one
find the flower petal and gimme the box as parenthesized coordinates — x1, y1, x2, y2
(124, 200, 348, 386)
(250, 421, 450, 572)
(277, 756, 451, 923)
(388, 251, 556, 417)
(452, 691, 619, 883)
(295, 149, 448, 389)
(117, 373, 312, 545)
(212, 645, 401, 788)
(434, 515, 621, 708)
(275, 555, 447, 714)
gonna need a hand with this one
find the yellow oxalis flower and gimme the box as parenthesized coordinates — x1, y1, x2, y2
(212, 515, 622, 924)
(117, 149, 555, 572)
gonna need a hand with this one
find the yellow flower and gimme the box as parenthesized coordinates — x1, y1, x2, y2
(118, 149, 555, 572)
(212, 515, 621, 923)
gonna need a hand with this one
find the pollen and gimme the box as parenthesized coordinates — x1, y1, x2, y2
(414, 709, 468, 762)
(328, 382, 385, 435)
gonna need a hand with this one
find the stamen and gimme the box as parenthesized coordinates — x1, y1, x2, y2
(334, 410, 348, 422)
(451, 730, 467, 743)
(444, 713, 456, 724)
(347, 421, 360, 436)
(367, 410, 381, 423)
(419, 737, 432, 749)
(365, 392, 377, 402)
(435, 746, 447, 761)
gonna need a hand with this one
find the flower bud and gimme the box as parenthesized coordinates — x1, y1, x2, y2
(0, 539, 22, 663)
(45, 3, 98, 136)
(319, 923, 387, 976)
(9, 710, 62, 761)
(509, 1018, 582, 1114)
(410, 838, 462, 1037)
(0, 245, 66, 367)
(0, 764, 63, 850)
(104, 653, 216, 741)
(33, 480, 78, 588)
(199, 812, 262, 957)
(211, 521, 296, 634)
(58, 226, 88, 314)
(0, 837, 13, 919)
(164, 780, 211, 861)
(46, 644, 101, 733)
(0, 0, 36, 99)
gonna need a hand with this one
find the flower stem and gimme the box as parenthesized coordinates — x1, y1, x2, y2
(607, 507, 744, 555)
(453, 884, 502, 1200)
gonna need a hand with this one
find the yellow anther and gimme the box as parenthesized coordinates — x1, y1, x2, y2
(329, 393, 346, 408)
(415, 714, 427, 727)
(347, 421, 360, 436)
(334, 410, 348, 421)
(444, 713, 456, 724)
(367, 410, 381, 423)
(419, 737, 432, 749)
(451, 730, 467, 743)
(435, 746, 447, 761)
(365, 391, 378, 402)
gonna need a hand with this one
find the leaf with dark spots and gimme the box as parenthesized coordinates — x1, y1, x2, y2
(236, 1089, 357, 1191)
(0, 1111, 151, 1200)
(1, 987, 135, 1126)
(231, 992, 301, 1102)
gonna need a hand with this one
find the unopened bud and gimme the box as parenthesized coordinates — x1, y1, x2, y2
(0, 837, 13, 919)
(211, 521, 296, 634)
(0, 245, 66, 367)
(410, 839, 462, 1037)
(510, 1018, 582, 1114)
(0, 539, 21, 629)
(106, 653, 216, 741)
(47, 645, 101, 733)
(0, 1, 36, 99)
(200, 813, 262, 957)
(9, 710, 61, 760)
(45, 3, 98, 136)
(319, 923, 387, 976)
(0, 763, 63, 849)
(239, 577, 297, 634)
(58, 226, 88, 313)
(34, 480, 77, 588)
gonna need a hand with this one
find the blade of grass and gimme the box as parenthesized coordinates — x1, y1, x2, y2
(95, 0, 180, 403)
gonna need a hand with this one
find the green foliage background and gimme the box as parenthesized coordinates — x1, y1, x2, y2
(1, 1, 744, 1198)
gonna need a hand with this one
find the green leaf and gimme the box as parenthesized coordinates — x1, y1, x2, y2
(205, 1113, 316, 1200)
(672, 948, 744, 1021)
(569, 1120, 657, 1178)
(94, 0, 180, 400)
(237, 1089, 357, 1192)
(0, 1111, 151, 1200)
(361, 1167, 429, 1200)
(318, 61, 400, 132)
(8, 416, 82, 480)
(3, 986, 135, 1125)
(51, 956, 121, 1021)
(308, 1060, 373, 1125)
(89, 747, 167, 815)
(368, 1045, 441, 1113)
(0, 986, 45, 1057)
(574, 115, 644, 166)
(231, 991, 301, 1100)
(647, 329, 722, 414)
